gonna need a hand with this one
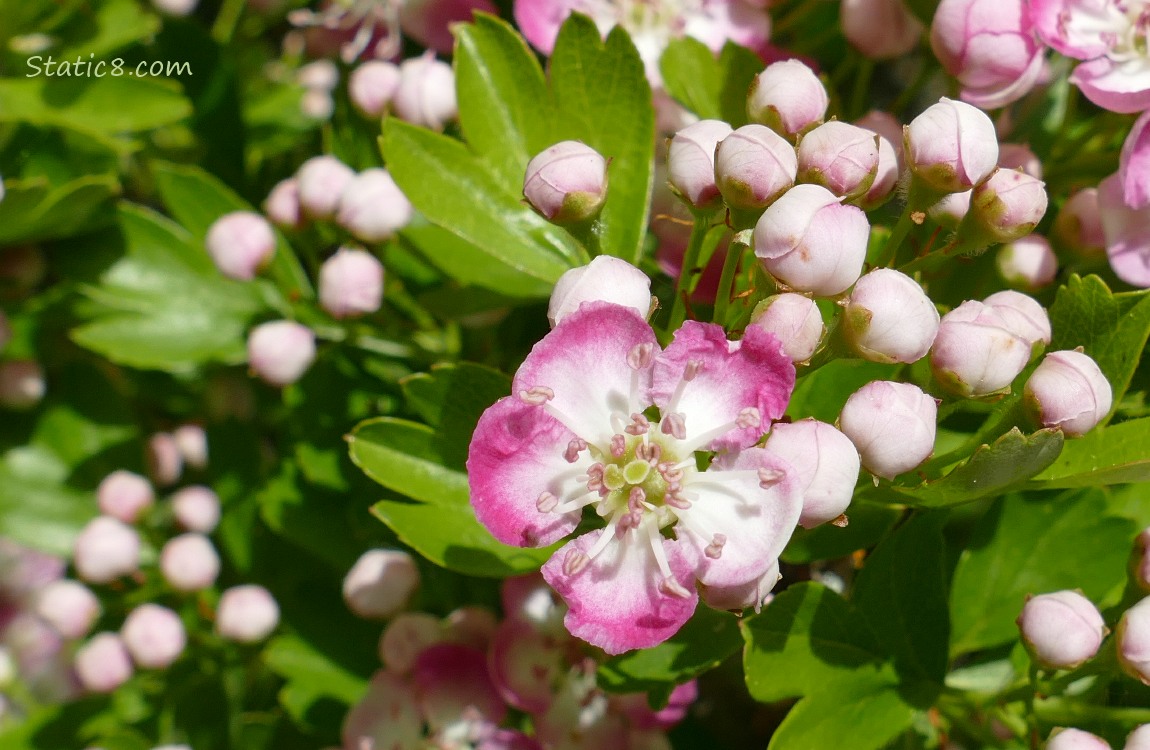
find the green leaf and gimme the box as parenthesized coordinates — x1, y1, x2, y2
(0, 76, 191, 133)
(55, 0, 161, 58)
(398, 221, 545, 299)
(1030, 417, 1150, 488)
(786, 360, 901, 423)
(264, 634, 368, 720)
(0, 462, 96, 557)
(0, 174, 118, 244)
(151, 161, 312, 300)
(949, 491, 1135, 656)
(598, 607, 743, 694)
(852, 513, 949, 692)
(1049, 275, 1150, 414)
(347, 418, 470, 503)
(382, 119, 578, 295)
(767, 674, 917, 750)
(781, 503, 902, 564)
(660, 38, 762, 126)
(454, 14, 557, 191)
(400, 362, 510, 468)
(550, 16, 655, 264)
(877, 428, 1064, 507)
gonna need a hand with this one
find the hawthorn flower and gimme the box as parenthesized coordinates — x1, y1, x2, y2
(467, 302, 802, 653)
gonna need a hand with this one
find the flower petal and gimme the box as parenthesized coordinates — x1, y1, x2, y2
(342, 670, 423, 750)
(541, 529, 697, 654)
(514, 0, 591, 54)
(1098, 173, 1150, 288)
(467, 396, 586, 547)
(1071, 56, 1150, 114)
(513, 301, 658, 445)
(1030, 0, 1124, 59)
(1120, 111, 1150, 210)
(413, 643, 507, 729)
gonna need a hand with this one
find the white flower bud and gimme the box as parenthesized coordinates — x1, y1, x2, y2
(982, 290, 1051, 347)
(839, 381, 937, 479)
(172, 424, 208, 470)
(1017, 590, 1106, 669)
(349, 61, 401, 118)
(764, 419, 860, 528)
(171, 485, 221, 534)
(0, 360, 46, 409)
(1024, 350, 1112, 437)
(73, 516, 141, 584)
(843, 269, 940, 364)
(747, 60, 829, 138)
(36, 580, 101, 640)
(121, 604, 186, 669)
(1127, 725, 1150, 750)
(296, 156, 356, 220)
(335, 169, 413, 243)
(247, 320, 316, 387)
(217, 585, 279, 643)
(96, 470, 154, 524)
(74, 633, 133, 693)
(147, 432, 183, 488)
(523, 141, 609, 223)
(379, 612, 442, 673)
(392, 53, 457, 131)
(1046, 728, 1111, 750)
(714, 124, 797, 209)
(547, 256, 652, 328)
(205, 211, 276, 281)
(343, 549, 421, 620)
(997, 235, 1058, 291)
(667, 120, 733, 208)
(748, 293, 825, 362)
(160, 533, 220, 592)
(319, 247, 385, 319)
(930, 300, 1031, 396)
(264, 178, 303, 230)
(797, 121, 880, 200)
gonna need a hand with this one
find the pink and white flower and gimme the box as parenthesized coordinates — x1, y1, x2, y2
(467, 302, 801, 653)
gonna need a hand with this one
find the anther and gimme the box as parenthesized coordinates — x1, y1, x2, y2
(737, 407, 762, 429)
(636, 442, 662, 463)
(563, 550, 591, 576)
(627, 342, 655, 370)
(625, 413, 650, 436)
(704, 533, 727, 560)
(658, 576, 692, 599)
(665, 491, 692, 509)
(610, 434, 627, 457)
(661, 412, 687, 440)
(564, 438, 587, 463)
(519, 386, 555, 405)
(758, 468, 785, 488)
(536, 492, 559, 513)
(683, 359, 703, 381)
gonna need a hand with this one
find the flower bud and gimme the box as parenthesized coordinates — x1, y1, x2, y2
(931, 300, 1032, 396)
(319, 247, 385, 319)
(246, 320, 316, 387)
(35, 580, 101, 640)
(172, 424, 208, 470)
(147, 432, 183, 488)
(1046, 728, 1112, 750)
(930, 0, 1045, 109)
(797, 122, 879, 201)
(983, 289, 1052, 346)
(667, 120, 733, 208)
(73, 516, 141, 584)
(856, 110, 905, 171)
(714, 124, 797, 209)
(336, 169, 413, 243)
(296, 156, 356, 220)
(905, 98, 999, 195)
(0, 359, 46, 409)
(842, 0, 923, 58)
(844, 269, 940, 363)
(264, 178, 303, 230)
(74, 633, 133, 693)
(1052, 188, 1105, 259)
(1135, 529, 1150, 593)
(764, 419, 860, 528)
(152, 0, 198, 15)
(379, 612, 443, 673)
(548, 256, 652, 329)
(121, 604, 186, 669)
(205, 211, 276, 281)
(216, 585, 280, 643)
(1120, 110, 1150, 210)
(96, 470, 154, 524)
(523, 141, 609, 223)
(747, 60, 828, 138)
(748, 293, 825, 362)
(171, 485, 221, 533)
(963, 168, 1048, 244)
(998, 235, 1058, 290)
(160, 533, 220, 592)
(297, 60, 339, 92)
(343, 549, 421, 620)
(300, 88, 334, 120)
(839, 380, 937, 479)
(1097, 173, 1150, 288)
(349, 60, 401, 118)
(999, 143, 1043, 179)
(1017, 590, 1106, 669)
(853, 128, 900, 210)
(754, 184, 870, 296)
(1119, 597, 1150, 684)
(1024, 350, 1112, 437)
(928, 190, 972, 230)
(1127, 726, 1150, 750)
(392, 53, 457, 131)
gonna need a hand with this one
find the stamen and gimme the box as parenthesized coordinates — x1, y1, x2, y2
(704, 533, 727, 560)
(564, 438, 588, 463)
(519, 386, 555, 405)
(659, 576, 692, 599)
(587, 521, 619, 559)
(645, 520, 675, 581)
(627, 342, 655, 370)
(536, 492, 558, 513)
(625, 412, 650, 435)
(758, 468, 785, 488)
(680, 412, 770, 453)
(665, 490, 691, 509)
(665, 358, 703, 414)
(736, 407, 762, 429)
(661, 412, 687, 440)
(563, 550, 591, 576)
(553, 492, 601, 515)
(635, 442, 662, 464)
(584, 463, 605, 494)
(610, 434, 627, 457)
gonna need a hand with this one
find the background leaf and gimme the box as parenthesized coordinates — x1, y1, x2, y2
(1030, 418, 1150, 488)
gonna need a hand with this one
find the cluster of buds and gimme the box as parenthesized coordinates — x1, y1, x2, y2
(348, 52, 458, 131)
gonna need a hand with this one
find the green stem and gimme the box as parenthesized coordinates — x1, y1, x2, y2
(712, 234, 747, 327)
(771, 0, 822, 36)
(850, 59, 875, 121)
(668, 214, 714, 330)
(1035, 698, 1150, 726)
(311, 325, 418, 359)
(211, 0, 247, 43)
(1026, 663, 1041, 749)
(876, 203, 917, 268)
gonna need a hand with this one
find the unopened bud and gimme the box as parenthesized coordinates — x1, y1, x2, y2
(147, 432, 183, 488)
(548, 256, 652, 328)
(997, 235, 1058, 290)
(1024, 350, 1112, 437)
(343, 549, 421, 620)
(296, 156, 356, 220)
(379, 612, 443, 673)
(1017, 590, 1106, 669)
(844, 269, 940, 363)
(748, 293, 825, 362)
(74, 633, 133, 693)
(1135, 529, 1150, 593)
(905, 98, 999, 195)
(335, 169, 413, 243)
(764, 420, 859, 528)
(96, 470, 154, 524)
(264, 178, 303, 230)
(797, 121, 879, 201)
(1052, 188, 1105, 259)
(36, 580, 101, 640)
(1127, 725, 1150, 750)
(982, 290, 1052, 347)
(839, 380, 936, 479)
(931, 300, 1031, 396)
(205, 211, 276, 281)
(247, 320, 316, 387)
(1120, 598, 1150, 684)
(842, 0, 923, 59)
(999, 143, 1043, 178)
(714, 124, 797, 209)
(392, 53, 457, 131)
(73, 516, 141, 584)
(152, 0, 198, 15)
(160, 533, 220, 592)
(747, 60, 828, 138)
(1046, 728, 1112, 750)
(319, 247, 385, 319)
(121, 604, 186, 669)
(349, 61, 401, 118)
(962, 168, 1048, 245)
(0, 359, 45, 409)
(523, 141, 609, 223)
(216, 585, 280, 643)
(928, 190, 972, 229)
(171, 485, 221, 533)
(667, 120, 733, 208)
(172, 424, 208, 470)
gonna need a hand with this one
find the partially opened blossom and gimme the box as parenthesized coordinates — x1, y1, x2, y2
(1098, 173, 1150, 287)
(842, 0, 923, 59)
(1120, 111, 1150, 209)
(467, 302, 802, 653)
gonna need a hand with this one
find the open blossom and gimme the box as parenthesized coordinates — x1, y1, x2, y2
(467, 302, 801, 653)
(1032, 0, 1150, 112)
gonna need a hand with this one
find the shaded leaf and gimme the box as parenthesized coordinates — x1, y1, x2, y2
(1030, 417, 1150, 488)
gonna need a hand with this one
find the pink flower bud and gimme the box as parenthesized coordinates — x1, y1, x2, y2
(297, 60, 339, 91)
(246, 320, 316, 387)
(1097, 173, 1150, 288)
(0, 359, 45, 409)
(74, 633, 133, 693)
(36, 580, 101, 639)
(1127, 726, 1150, 750)
(152, 0, 198, 15)
(392, 53, 457, 131)
(747, 60, 829, 138)
(379, 612, 443, 673)
(983, 289, 1052, 347)
(264, 178, 303, 230)
(147, 432, 183, 488)
(1120, 110, 1150, 210)
(342, 549, 420, 620)
(523, 141, 609, 223)
(905, 98, 1000, 194)
(73, 516, 141, 584)
(839, 381, 937, 479)
(121, 604, 185, 669)
(999, 143, 1043, 179)
(667, 120, 733, 208)
(172, 424, 208, 470)
(928, 190, 972, 229)
(797, 122, 880, 200)
(930, 0, 1045, 109)
(748, 293, 825, 362)
(714, 124, 797, 209)
(96, 470, 154, 524)
(853, 128, 900, 210)
(547, 256, 652, 328)
(997, 235, 1058, 290)
(1053, 188, 1105, 259)
(204, 211, 276, 281)
(753, 184, 870, 296)
(296, 156, 356, 220)
(171, 485, 221, 533)
(764, 419, 860, 528)
(300, 89, 334, 120)
(844, 269, 940, 363)
(1017, 590, 1106, 669)
(965, 168, 1048, 244)
(856, 110, 905, 171)
(335, 169, 413, 243)
(319, 247, 385, 319)
(216, 585, 279, 643)
(1119, 597, 1150, 684)
(1046, 728, 1112, 750)
(160, 533, 220, 592)
(842, 0, 923, 58)
(1135, 529, 1150, 593)
(1024, 350, 1112, 437)
(930, 300, 1032, 396)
